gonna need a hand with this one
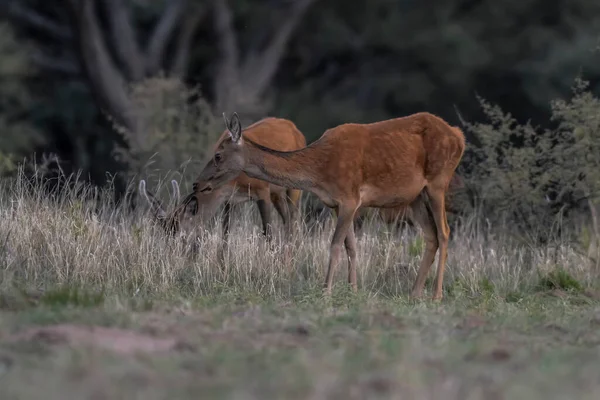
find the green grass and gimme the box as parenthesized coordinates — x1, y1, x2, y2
(1, 291, 600, 399)
(0, 174, 599, 398)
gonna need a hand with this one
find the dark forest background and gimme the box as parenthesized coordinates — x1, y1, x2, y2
(1, 0, 600, 246)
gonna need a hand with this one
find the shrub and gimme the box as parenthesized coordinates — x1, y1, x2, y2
(459, 75, 600, 248)
(112, 76, 221, 195)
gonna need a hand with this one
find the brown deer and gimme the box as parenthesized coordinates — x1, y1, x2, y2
(140, 117, 307, 243)
(194, 112, 465, 300)
(138, 179, 200, 236)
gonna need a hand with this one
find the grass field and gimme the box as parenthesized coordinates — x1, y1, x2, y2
(1, 175, 599, 399)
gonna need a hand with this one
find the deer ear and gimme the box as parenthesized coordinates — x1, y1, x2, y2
(223, 112, 242, 143)
(228, 112, 243, 143)
(139, 180, 166, 220)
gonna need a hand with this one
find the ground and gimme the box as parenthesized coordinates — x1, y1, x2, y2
(1, 287, 600, 400)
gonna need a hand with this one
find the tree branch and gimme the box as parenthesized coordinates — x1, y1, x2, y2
(30, 52, 80, 75)
(241, 0, 317, 97)
(145, 0, 186, 75)
(67, 0, 137, 132)
(213, 0, 241, 111)
(101, 0, 144, 81)
(5, 2, 72, 41)
(170, 5, 205, 77)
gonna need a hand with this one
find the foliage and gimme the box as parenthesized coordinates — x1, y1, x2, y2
(0, 0, 600, 239)
(459, 97, 555, 232)
(459, 76, 600, 243)
(550, 77, 600, 206)
(277, 0, 600, 140)
(536, 267, 583, 293)
(112, 76, 221, 192)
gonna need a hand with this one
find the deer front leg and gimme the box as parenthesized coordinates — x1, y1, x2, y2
(324, 204, 358, 295)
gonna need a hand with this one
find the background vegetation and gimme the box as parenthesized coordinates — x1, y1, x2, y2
(0, 0, 598, 235)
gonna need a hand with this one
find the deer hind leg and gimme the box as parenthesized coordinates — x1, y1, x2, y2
(345, 219, 359, 291)
(272, 193, 290, 233)
(256, 192, 275, 244)
(324, 204, 359, 294)
(425, 183, 451, 301)
(218, 203, 232, 268)
(286, 189, 302, 238)
(409, 194, 439, 299)
(272, 192, 295, 267)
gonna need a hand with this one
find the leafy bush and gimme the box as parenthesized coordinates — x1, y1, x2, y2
(459, 76, 600, 247)
(112, 76, 221, 194)
(536, 267, 583, 293)
(550, 78, 600, 258)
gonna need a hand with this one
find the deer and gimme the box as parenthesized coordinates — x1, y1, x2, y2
(139, 117, 307, 246)
(194, 111, 465, 301)
(138, 179, 200, 237)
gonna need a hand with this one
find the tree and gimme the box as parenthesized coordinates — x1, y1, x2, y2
(0, 21, 42, 174)
(1, 0, 317, 187)
(4, 0, 317, 127)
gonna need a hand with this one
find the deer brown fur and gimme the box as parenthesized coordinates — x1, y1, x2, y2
(140, 117, 307, 243)
(356, 173, 465, 234)
(195, 111, 465, 300)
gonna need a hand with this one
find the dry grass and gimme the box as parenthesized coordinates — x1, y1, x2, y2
(1, 171, 600, 399)
(0, 172, 595, 300)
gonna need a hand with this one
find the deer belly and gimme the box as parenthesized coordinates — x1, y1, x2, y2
(359, 181, 424, 208)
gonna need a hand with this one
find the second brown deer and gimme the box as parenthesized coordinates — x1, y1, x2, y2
(194, 112, 465, 300)
(140, 117, 307, 245)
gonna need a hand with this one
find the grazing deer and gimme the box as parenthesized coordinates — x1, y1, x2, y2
(140, 117, 307, 243)
(139, 179, 200, 236)
(195, 112, 465, 300)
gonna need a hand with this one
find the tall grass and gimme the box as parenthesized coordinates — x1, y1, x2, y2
(0, 169, 596, 301)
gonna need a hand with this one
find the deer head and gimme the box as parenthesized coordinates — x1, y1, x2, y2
(138, 179, 199, 235)
(195, 112, 247, 194)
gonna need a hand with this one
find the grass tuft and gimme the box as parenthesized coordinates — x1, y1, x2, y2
(536, 267, 583, 293)
(40, 286, 105, 308)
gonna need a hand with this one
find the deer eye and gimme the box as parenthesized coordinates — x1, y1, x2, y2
(214, 153, 222, 164)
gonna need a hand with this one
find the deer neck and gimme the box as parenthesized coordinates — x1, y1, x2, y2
(242, 140, 321, 192)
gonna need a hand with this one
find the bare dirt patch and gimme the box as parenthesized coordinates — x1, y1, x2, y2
(6, 324, 187, 355)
